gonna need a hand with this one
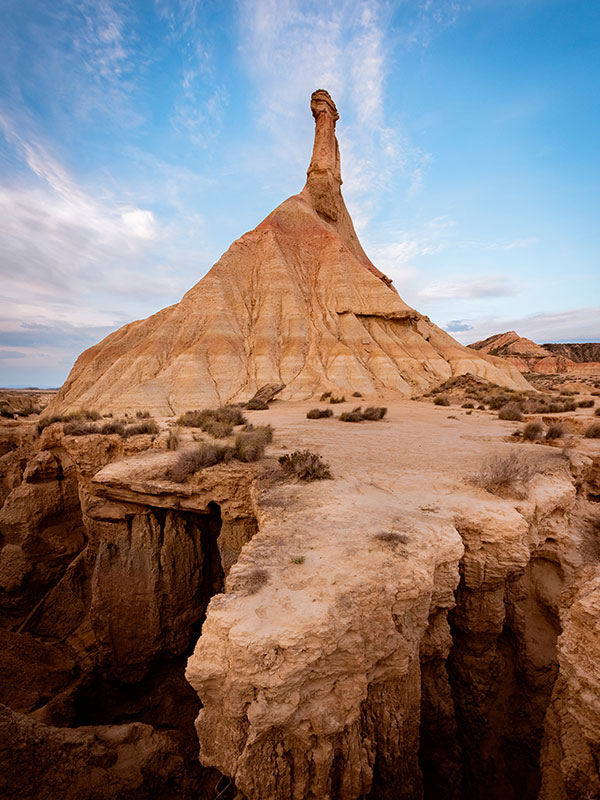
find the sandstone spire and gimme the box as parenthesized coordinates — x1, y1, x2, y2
(48, 90, 529, 415)
(302, 90, 393, 287)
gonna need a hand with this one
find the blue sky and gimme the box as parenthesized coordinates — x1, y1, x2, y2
(0, 0, 598, 386)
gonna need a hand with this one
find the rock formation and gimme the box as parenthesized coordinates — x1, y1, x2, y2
(469, 331, 600, 376)
(50, 91, 527, 415)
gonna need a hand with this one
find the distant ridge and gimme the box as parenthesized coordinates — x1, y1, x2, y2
(469, 331, 600, 376)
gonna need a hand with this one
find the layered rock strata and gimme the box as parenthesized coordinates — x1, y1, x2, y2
(50, 91, 528, 415)
(469, 331, 600, 376)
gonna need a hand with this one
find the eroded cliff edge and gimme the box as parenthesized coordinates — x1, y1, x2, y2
(1, 404, 599, 799)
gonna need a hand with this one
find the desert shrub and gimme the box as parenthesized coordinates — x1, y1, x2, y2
(498, 402, 522, 421)
(306, 408, 333, 419)
(37, 413, 75, 433)
(374, 531, 409, 545)
(477, 404, 486, 410)
(592, 391, 600, 397)
(559, 389, 575, 396)
(577, 399, 594, 408)
(546, 423, 565, 440)
(594, 408, 600, 417)
(584, 423, 600, 439)
(562, 400, 576, 412)
(433, 396, 450, 407)
(241, 423, 254, 431)
(462, 402, 475, 409)
(123, 420, 159, 437)
(352, 391, 363, 398)
(177, 406, 247, 428)
(167, 429, 181, 450)
(290, 555, 305, 564)
(202, 419, 233, 438)
(489, 395, 511, 410)
(135, 409, 151, 419)
(63, 420, 100, 436)
(329, 395, 345, 404)
(279, 449, 332, 481)
(246, 398, 269, 410)
(100, 420, 126, 435)
(523, 422, 544, 441)
(233, 425, 273, 462)
(168, 442, 232, 481)
(238, 567, 269, 595)
(361, 406, 387, 421)
(472, 452, 536, 495)
(547, 403, 563, 413)
(320, 392, 332, 401)
(1, 409, 15, 418)
(339, 407, 363, 422)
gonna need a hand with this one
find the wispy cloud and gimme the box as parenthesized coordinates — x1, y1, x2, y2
(417, 275, 522, 300)
(450, 307, 600, 345)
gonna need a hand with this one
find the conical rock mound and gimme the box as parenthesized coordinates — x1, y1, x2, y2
(52, 90, 529, 414)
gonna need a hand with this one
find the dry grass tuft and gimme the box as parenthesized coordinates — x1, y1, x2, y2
(339, 407, 363, 423)
(123, 420, 159, 437)
(233, 425, 273, 462)
(374, 531, 409, 545)
(167, 428, 181, 451)
(306, 408, 333, 419)
(498, 402, 522, 421)
(523, 422, 544, 441)
(433, 395, 450, 406)
(329, 395, 345, 404)
(472, 451, 537, 496)
(135, 409, 151, 419)
(279, 449, 332, 481)
(361, 406, 387, 421)
(168, 442, 233, 481)
(101, 420, 126, 436)
(238, 568, 269, 595)
(545, 423, 565, 440)
(63, 420, 100, 436)
(246, 398, 269, 410)
(584, 423, 600, 439)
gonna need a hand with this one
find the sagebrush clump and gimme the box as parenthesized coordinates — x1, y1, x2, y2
(472, 451, 536, 496)
(433, 396, 450, 407)
(168, 442, 232, 481)
(339, 406, 387, 422)
(523, 422, 544, 441)
(306, 408, 333, 419)
(585, 423, 600, 439)
(279, 450, 332, 481)
(177, 406, 247, 433)
(498, 402, 522, 421)
(545, 423, 565, 440)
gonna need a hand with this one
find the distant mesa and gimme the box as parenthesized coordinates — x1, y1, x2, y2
(469, 331, 600, 376)
(51, 90, 528, 415)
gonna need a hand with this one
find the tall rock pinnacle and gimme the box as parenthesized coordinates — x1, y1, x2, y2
(303, 90, 393, 287)
(49, 90, 529, 415)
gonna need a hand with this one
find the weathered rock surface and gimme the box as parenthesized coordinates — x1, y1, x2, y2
(49, 91, 527, 416)
(469, 331, 600, 376)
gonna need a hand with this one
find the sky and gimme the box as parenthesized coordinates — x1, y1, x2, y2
(0, 0, 598, 387)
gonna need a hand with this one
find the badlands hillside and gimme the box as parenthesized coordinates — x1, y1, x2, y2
(469, 331, 600, 378)
(50, 90, 527, 416)
(1, 92, 600, 800)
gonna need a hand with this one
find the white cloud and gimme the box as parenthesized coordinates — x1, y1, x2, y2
(450, 307, 600, 345)
(417, 275, 522, 300)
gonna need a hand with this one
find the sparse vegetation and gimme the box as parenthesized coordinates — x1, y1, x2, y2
(498, 402, 522, 421)
(123, 420, 159, 437)
(0, 409, 15, 419)
(63, 420, 100, 436)
(433, 395, 450, 406)
(329, 395, 345, 404)
(361, 406, 387, 420)
(246, 398, 269, 410)
(577, 399, 594, 408)
(290, 556, 305, 564)
(339, 407, 363, 422)
(135, 409, 151, 418)
(374, 531, 409, 545)
(461, 402, 475, 409)
(352, 391, 363, 397)
(176, 406, 247, 435)
(319, 391, 332, 401)
(472, 451, 537, 496)
(101, 420, 126, 436)
(595, 408, 600, 417)
(279, 449, 332, 481)
(238, 567, 269, 595)
(306, 408, 333, 419)
(545, 423, 565, 440)
(523, 422, 544, 441)
(233, 425, 273, 462)
(37, 409, 100, 433)
(168, 442, 233, 481)
(167, 428, 181, 450)
(585, 423, 600, 439)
